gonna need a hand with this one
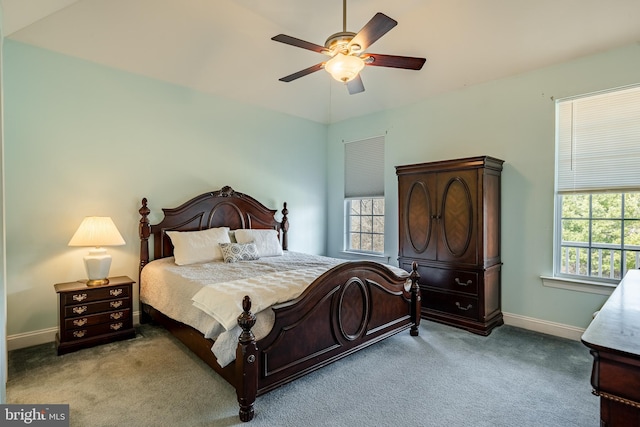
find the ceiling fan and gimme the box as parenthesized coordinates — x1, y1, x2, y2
(271, 0, 426, 95)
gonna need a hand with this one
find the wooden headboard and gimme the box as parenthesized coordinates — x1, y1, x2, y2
(138, 185, 288, 271)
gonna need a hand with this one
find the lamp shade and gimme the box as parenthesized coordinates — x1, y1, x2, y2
(68, 217, 125, 247)
(325, 53, 365, 83)
(69, 217, 125, 286)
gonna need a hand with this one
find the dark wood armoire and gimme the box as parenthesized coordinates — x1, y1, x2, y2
(396, 156, 503, 335)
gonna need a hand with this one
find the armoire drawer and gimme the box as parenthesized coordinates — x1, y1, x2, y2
(423, 291, 479, 320)
(402, 262, 479, 295)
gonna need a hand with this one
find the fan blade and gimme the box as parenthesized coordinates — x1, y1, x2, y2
(272, 34, 328, 54)
(365, 53, 426, 70)
(279, 63, 325, 82)
(349, 13, 397, 52)
(346, 75, 365, 95)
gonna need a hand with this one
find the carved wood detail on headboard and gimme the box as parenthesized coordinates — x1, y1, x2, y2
(138, 186, 288, 272)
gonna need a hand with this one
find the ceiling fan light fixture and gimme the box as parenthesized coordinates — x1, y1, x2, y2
(325, 53, 365, 83)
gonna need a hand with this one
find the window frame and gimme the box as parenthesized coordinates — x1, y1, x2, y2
(343, 135, 386, 256)
(552, 84, 640, 286)
(344, 197, 385, 255)
(553, 191, 640, 284)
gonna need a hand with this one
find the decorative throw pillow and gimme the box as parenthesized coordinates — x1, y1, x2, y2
(219, 242, 260, 263)
(166, 227, 231, 265)
(234, 229, 283, 257)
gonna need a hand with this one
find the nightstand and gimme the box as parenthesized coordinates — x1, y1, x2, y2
(55, 276, 136, 355)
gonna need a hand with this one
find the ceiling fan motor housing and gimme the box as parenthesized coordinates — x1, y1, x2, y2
(325, 31, 360, 55)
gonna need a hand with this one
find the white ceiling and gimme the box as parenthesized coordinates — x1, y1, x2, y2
(3, 0, 640, 123)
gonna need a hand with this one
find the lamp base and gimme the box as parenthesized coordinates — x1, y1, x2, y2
(86, 278, 110, 287)
(83, 248, 112, 287)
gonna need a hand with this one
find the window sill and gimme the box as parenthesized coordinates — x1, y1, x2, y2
(540, 275, 617, 296)
(340, 251, 391, 264)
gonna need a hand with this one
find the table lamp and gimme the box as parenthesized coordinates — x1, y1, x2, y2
(68, 216, 126, 286)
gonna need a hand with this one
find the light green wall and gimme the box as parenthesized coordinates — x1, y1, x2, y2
(4, 36, 640, 339)
(0, 4, 7, 403)
(327, 43, 640, 329)
(3, 40, 328, 336)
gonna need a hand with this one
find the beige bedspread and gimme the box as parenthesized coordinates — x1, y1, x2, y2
(140, 252, 347, 366)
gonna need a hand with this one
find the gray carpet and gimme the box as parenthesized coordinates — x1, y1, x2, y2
(7, 322, 599, 426)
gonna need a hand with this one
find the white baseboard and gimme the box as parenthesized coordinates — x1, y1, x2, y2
(7, 327, 58, 351)
(7, 311, 141, 351)
(7, 311, 584, 351)
(503, 311, 585, 341)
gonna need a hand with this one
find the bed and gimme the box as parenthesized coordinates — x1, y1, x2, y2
(138, 185, 421, 422)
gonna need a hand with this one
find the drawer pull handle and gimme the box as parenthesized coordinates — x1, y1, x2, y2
(110, 289, 123, 297)
(72, 330, 86, 338)
(455, 302, 473, 311)
(72, 293, 88, 302)
(110, 301, 123, 309)
(455, 278, 473, 287)
(73, 318, 88, 327)
(110, 312, 124, 320)
(73, 306, 88, 315)
(110, 322, 123, 331)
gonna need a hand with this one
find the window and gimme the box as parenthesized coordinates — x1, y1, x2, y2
(346, 198, 385, 253)
(344, 136, 385, 254)
(558, 193, 640, 280)
(555, 85, 640, 283)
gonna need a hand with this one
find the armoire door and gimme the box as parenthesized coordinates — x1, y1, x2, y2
(398, 173, 437, 260)
(435, 169, 479, 265)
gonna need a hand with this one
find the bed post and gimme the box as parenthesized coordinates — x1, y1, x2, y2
(139, 198, 152, 323)
(139, 198, 151, 272)
(280, 202, 289, 251)
(236, 296, 258, 422)
(409, 261, 421, 336)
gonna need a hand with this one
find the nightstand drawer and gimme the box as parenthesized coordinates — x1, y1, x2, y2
(61, 318, 133, 341)
(61, 285, 130, 306)
(64, 298, 130, 318)
(63, 309, 131, 329)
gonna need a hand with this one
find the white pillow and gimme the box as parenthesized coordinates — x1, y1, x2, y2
(166, 227, 231, 265)
(234, 229, 283, 257)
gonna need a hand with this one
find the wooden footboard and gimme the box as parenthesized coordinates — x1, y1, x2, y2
(236, 261, 421, 421)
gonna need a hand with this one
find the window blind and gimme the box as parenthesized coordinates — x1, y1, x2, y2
(344, 136, 385, 198)
(557, 85, 640, 193)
